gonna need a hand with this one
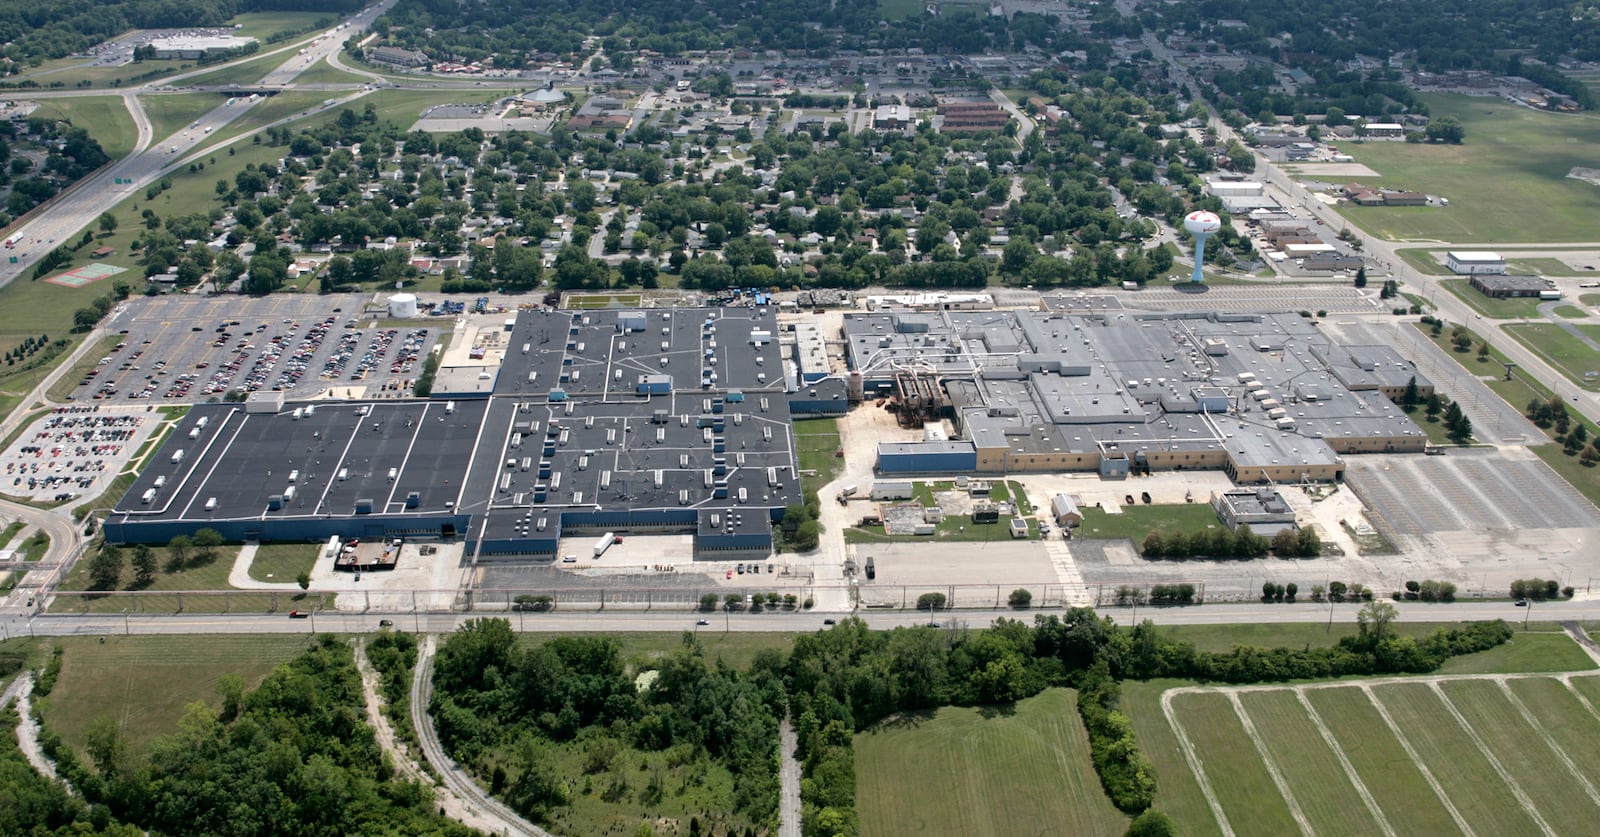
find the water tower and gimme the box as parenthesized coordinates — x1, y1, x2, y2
(1183, 210, 1222, 283)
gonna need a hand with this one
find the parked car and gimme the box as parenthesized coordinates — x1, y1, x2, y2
(378, 619, 393, 627)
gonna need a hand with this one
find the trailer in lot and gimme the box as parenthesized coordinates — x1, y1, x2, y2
(593, 531, 620, 558)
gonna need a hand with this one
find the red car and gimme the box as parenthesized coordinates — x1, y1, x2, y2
(288, 610, 309, 619)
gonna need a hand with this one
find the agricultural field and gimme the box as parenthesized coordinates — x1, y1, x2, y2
(1151, 670, 1600, 836)
(856, 689, 1130, 837)
(1337, 93, 1600, 243)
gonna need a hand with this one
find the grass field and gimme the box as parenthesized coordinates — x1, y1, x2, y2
(1511, 257, 1588, 276)
(856, 688, 1129, 837)
(1555, 305, 1589, 318)
(226, 11, 332, 41)
(1335, 94, 1600, 243)
(293, 60, 368, 86)
(1504, 322, 1600, 390)
(1153, 670, 1600, 836)
(140, 93, 223, 144)
(37, 635, 315, 758)
(180, 51, 289, 88)
(793, 417, 843, 492)
(27, 96, 138, 159)
(246, 543, 320, 583)
(1077, 503, 1222, 544)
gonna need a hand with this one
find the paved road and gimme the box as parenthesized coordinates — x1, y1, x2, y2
(0, 598, 1575, 639)
(410, 635, 549, 837)
(0, 0, 397, 291)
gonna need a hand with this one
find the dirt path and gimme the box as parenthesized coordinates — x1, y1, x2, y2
(411, 636, 549, 837)
(352, 641, 506, 835)
(778, 717, 802, 837)
(2, 674, 69, 791)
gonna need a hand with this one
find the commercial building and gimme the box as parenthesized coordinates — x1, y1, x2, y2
(1469, 274, 1556, 299)
(148, 35, 256, 59)
(1446, 251, 1506, 275)
(105, 308, 806, 560)
(842, 309, 1431, 484)
(368, 46, 430, 67)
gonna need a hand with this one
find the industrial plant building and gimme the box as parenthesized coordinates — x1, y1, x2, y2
(844, 309, 1431, 483)
(104, 308, 805, 559)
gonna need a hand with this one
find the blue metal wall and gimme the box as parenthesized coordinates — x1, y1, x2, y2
(103, 513, 471, 546)
(876, 449, 977, 474)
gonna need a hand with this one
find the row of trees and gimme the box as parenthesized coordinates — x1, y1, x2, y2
(1509, 578, 1572, 601)
(85, 530, 225, 591)
(1140, 525, 1321, 559)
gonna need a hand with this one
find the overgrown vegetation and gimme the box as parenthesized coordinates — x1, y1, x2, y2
(34, 635, 469, 835)
(430, 619, 783, 835)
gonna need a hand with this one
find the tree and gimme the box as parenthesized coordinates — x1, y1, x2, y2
(1126, 810, 1176, 837)
(1008, 588, 1033, 609)
(131, 544, 156, 587)
(1425, 115, 1465, 144)
(1296, 526, 1322, 557)
(216, 673, 244, 722)
(699, 592, 719, 612)
(1477, 340, 1490, 361)
(1357, 600, 1398, 644)
(792, 519, 821, 552)
(89, 544, 124, 590)
(190, 528, 224, 564)
(297, 571, 311, 590)
(1353, 265, 1366, 289)
(166, 534, 191, 571)
(97, 212, 118, 235)
(917, 592, 948, 612)
(1400, 376, 1420, 409)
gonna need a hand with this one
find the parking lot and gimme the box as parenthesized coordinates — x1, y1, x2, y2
(0, 406, 163, 503)
(75, 295, 440, 405)
(1346, 449, 1600, 536)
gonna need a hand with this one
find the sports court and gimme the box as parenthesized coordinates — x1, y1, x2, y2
(44, 262, 126, 288)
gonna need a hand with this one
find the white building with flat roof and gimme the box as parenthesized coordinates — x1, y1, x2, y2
(149, 35, 256, 59)
(1446, 251, 1506, 275)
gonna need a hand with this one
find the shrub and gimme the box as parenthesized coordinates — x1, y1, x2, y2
(1008, 588, 1033, 609)
(916, 592, 948, 611)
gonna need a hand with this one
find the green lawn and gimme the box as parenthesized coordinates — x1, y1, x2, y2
(140, 93, 223, 144)
(1076, 503, 1222, 544)
(1437, 630, 1596, 674)
(1504, 322, 1600, 390)
(1440, 278, 1546, 319)
(1442, 679, 1600, 822)
(37, 635, 315, 758)
(1510, 257, 1587, 276)
(246, 543, 321, 583)
(855, 689, 1129, 837)
(1396, 247, 1452, 275)
(563, 292, 644, 309)
(1582, 294, 1600, 306)
(1120, 679, 1222, 836)
(293, 60, 368, 86)
(793, 416, 843, 491)
(59, 543, 243, 594)
(27, 96, 138, 159)
(203, 90, 334, 149)
(180, 51, 289, 88)
(1335, 93, 1600, 243)
(1554, 305, 1590, 319)
(226, 11, 333, 41)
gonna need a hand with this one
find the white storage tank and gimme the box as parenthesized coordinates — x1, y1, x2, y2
(387, 292, 419, 319)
